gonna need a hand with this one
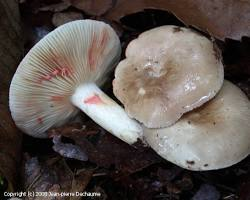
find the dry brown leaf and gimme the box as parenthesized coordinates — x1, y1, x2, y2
(192, 184, 220, 200)
(52, 135, 88, 161)
(0, 106, 22, 191)
(0, 0, 23, 191)
(23, 155, 93, 200)
(240, 181, 250, 200)
(52, 12, 84, 27)
(70, 169, 93, 200)
(68, 0, 114, 16)
(39, 1, 71, 12)
(49, 122, 161, 176)
(105, 0, 250, 40)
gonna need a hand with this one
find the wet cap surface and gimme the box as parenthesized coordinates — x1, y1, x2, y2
(113, 25, 224, 128)
(143, 81, 250, 170)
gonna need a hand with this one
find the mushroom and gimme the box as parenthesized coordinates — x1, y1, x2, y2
(143, 80, 250, 170)
(9, 20, 142, 144)
(113, 25, 224, 128)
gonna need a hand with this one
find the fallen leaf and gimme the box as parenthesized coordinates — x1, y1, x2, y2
(239, 181, 250, 200)
(52, 135, 88, 161)
(34, 26, 51, 42)
(157, 167, 183, 182)
(90, 186, 107, 200)
(105, 0, 250, 40)
(48, 122, 161, 176)
(71, 169, 93, 199)
(166, 183, 182, 195)
(164, 173, 193, 199)
(52, 12, 84, 27)
(118, 176, 161, 200)
(0, 0, 23, 192)
(24, 156, 41, 189)
(39, 1, 71, 12)
(192, 184, 220, 200)
(23, 154, 93, 200)
(175, 174, 193, 191)
(68, 0, 114, 16)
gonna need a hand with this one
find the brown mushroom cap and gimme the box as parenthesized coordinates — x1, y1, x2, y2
(113, 25, 224, 128)
(143, 80, 250, 171)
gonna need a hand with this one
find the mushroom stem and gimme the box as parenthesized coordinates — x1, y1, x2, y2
(71, 83, 143, 144)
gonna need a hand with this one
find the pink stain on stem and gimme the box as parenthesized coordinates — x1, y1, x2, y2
(84, 94, 104, 105)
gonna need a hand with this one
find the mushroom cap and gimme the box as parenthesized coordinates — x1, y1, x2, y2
(113, 25, 224, 128)
(143, 80, 250, 171)
(9, 20, 121, 138)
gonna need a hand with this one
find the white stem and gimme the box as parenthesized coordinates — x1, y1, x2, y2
(71, 83, 143, 144)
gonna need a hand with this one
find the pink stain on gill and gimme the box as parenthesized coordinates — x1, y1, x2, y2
(100, 29, 109, 47)
(61, 67, 72, 76)
(38, 67, 73, 84)
(51, 69, 59, 76)
(88, 29, 110, 71)
(37, 55, 74, 84)
(84, 94, 104, 105)
(37, 117, 43, 124)
(51, 96, 64, 101)
(88, 33, 98, 71)
(41, 74, 52, 81)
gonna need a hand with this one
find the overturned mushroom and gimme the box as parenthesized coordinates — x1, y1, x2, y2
(143, 80, 250, 170)
(113, 25, 224, 128)
(9, 20, 142, 144)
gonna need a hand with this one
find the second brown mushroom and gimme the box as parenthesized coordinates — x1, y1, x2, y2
(113, 25, 250, 170)
(113, 25, 224, 128)
(143, 80, 250, 170)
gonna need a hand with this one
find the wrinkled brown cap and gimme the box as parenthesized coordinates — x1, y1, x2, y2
(113, 25, 224, 128)
(143, 80, 250, 170)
